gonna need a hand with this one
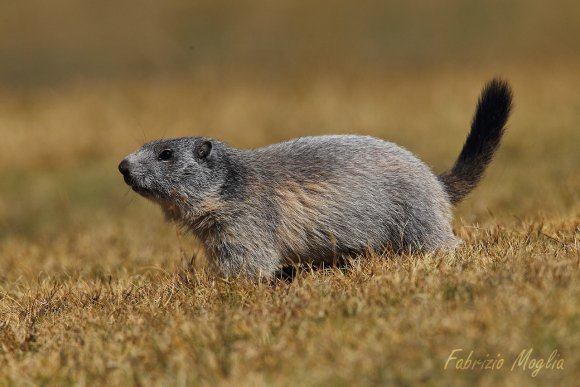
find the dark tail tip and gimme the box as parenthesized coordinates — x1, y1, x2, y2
(472, 78, 513, 141)
(439, 78, 513, 204)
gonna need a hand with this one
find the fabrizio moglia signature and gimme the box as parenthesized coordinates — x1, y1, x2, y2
(444, 348, 565, 377)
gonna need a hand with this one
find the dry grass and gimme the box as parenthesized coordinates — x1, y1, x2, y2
(0, 220, 577, 386)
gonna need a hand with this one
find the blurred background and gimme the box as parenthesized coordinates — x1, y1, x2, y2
(2, 1, 580, 86)
(0, 1, 578, 275)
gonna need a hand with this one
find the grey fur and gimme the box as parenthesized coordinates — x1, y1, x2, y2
(119, 79, 512, 278)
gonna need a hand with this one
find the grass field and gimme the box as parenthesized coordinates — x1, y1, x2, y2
(1, 2, 580, 386)
(0, 66, 578, 386)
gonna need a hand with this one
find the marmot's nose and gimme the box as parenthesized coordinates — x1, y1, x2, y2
(118, 159, 130, 176)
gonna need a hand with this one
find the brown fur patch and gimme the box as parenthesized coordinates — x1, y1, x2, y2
(274, 181, 335, 263)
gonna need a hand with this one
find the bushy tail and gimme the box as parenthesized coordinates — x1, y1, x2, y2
(439, 78, 513, 204)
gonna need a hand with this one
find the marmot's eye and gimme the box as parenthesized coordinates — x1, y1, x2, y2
(158, 149, 174, 161)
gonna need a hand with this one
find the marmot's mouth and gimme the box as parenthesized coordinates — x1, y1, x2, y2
(123, 174, 135, 186)
(123, 175, 155, 198)
(130, 184, 158, 200)
(131, 185, 150, 196)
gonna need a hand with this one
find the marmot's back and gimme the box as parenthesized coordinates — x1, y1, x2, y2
(246, 135, 455, 262)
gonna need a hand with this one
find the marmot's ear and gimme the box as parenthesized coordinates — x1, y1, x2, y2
(195, 140, 212, 159)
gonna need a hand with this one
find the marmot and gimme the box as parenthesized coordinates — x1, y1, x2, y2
(119, 79, 512, 278)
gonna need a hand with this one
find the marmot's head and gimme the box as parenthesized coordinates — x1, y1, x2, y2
(119, 137, 230, 212)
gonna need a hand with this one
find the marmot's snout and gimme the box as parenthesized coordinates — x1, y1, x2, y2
(118, 156, 159, 199)
(118, 158, 140, 189)
(118, 159, 130, 176)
